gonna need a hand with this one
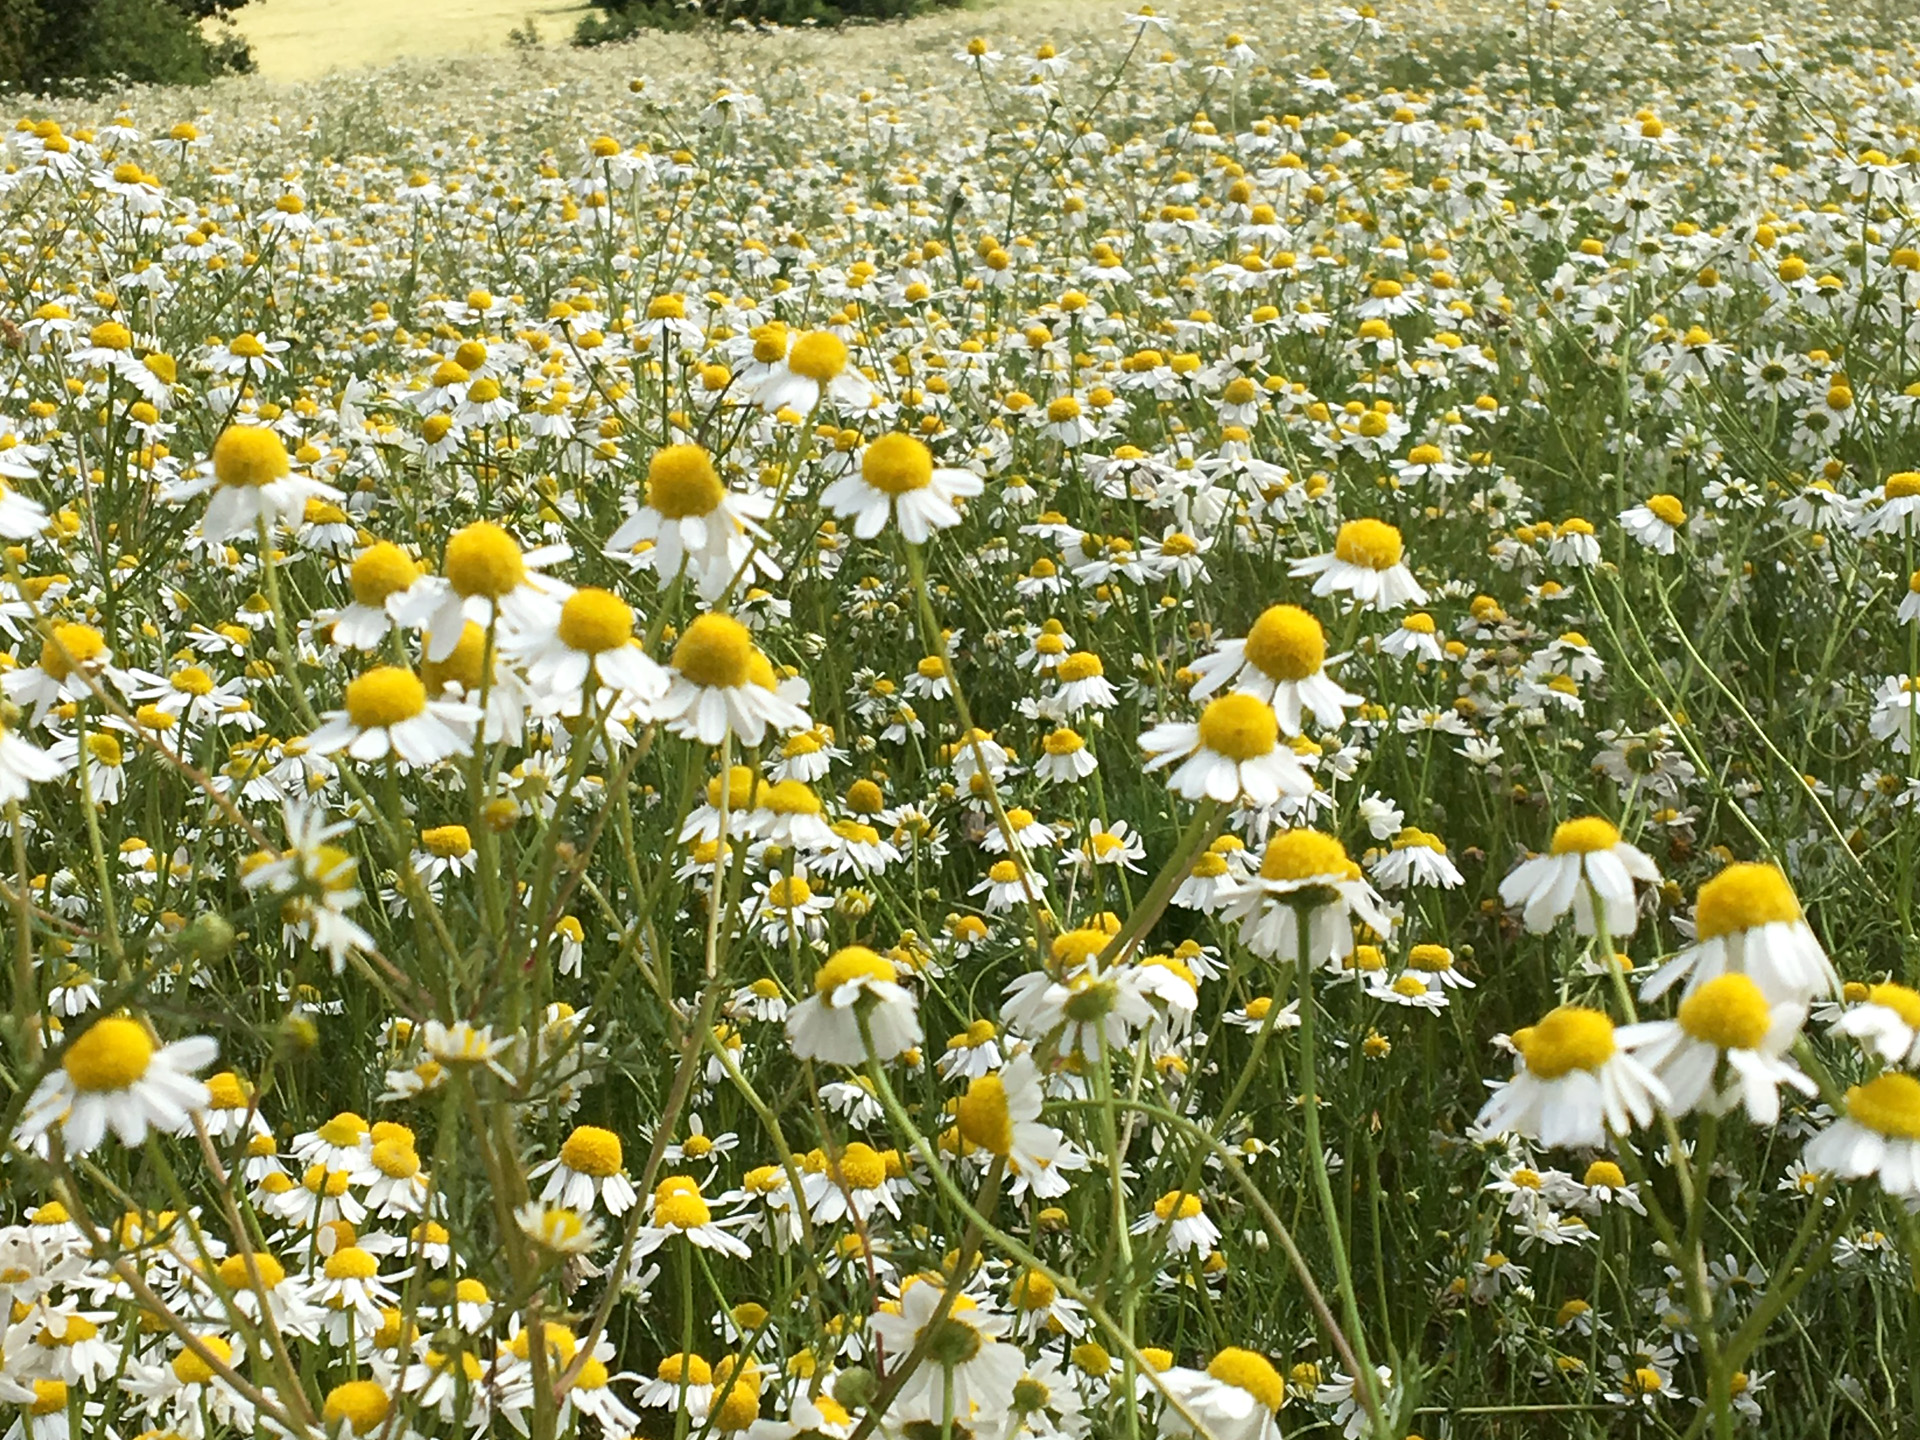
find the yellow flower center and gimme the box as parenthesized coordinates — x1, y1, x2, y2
(653, 1178, 713, 1229)
(647, 445, 725, 518)
(1057, 652, 1104, 682)
(28, 1380, 66, 1416)
(1846, 1072, 1920, 1139)
(344, 667, 427, 729)
(813, 945, 895, 995)
(170, 666, 215, 697)
(1548, 816, 1620, 854)
(1884, 471, 1920, 499)
(1258, 828, 1351, 882)
(1243, 603, 1326, 681)
(862, 432, 934, 494)
(673, 613, 755, 689)
(171, 1335, 233, 1387)
(1333, 517, 1404, 570)
(558, 588, 634, 654)
(62, 1016, 154, 1092)
(350, 543, 417, 606)
(370, 1139, 420, 1179)
(40, 623, 106, 681)
(323, 1379, 391, 1436)
(420, 824, 471, 858)
(1513, 1006, 1615, 1080)
(1693, 862, 1802, 939)
(1646, 493, 1687, 527)
(443, 521, 525, 599)
(787, 331, 848, 382)
(1153, 1190, 1203, 1220)
(834, 1141, 887, 1190)
(1677, 973, 1772, 1050)
(561, 1125, 623, 1177)
(957, 1073, 1013, 1156)
(316, 1111, 367, 1147)
(1196, 692, 1279, 760)
(211, 426, 290, 489)
(1407, 944, 1453, 972)
(325, 1246, 379, 1280)
(1207, 1348, 1285, 1412)
(216, 1252, 286, 1289)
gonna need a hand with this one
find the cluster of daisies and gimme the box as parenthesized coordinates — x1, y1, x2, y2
(5, 0, 1920, 1434)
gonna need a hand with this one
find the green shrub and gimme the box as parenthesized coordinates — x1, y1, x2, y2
(1, 0, 253, 91)
(577, 0, 960, 45)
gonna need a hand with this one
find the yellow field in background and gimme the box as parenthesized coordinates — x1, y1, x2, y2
(230, 0, 595, 80)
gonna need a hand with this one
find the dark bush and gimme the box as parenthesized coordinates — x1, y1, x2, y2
(2, 0, 254, 91)
(577, 0, 960, 45)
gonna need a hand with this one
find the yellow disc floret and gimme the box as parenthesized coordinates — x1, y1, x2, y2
(1692, 862, 1802, 939)
(1207, 1347, 1285, 1412)
(345, 667, 427, 729)
(862, 432, 934, 494)
(647, 445, 725, 518)
(444, 522, 525, 599)
(1196, 692, 1279, 760)
(62, 1016, 154, 1092)
(212, 426, 290, 489)
(1677, 973, 1772, 1050)
(1513, 1006, 1615, 1080)
(673, 613, 755, 689)
(558, 588, 634, 654)
(1332, 517, 1404, 570)
(1243, 604, 1326, 681)
(1845, 1072, 1920, 1139)
(1549, 817, 1620, 854)
(561, 1125, 624, 1177)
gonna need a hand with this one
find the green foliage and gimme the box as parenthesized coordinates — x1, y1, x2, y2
(0, 0, 253, 91)
(577, 0, 961, 46)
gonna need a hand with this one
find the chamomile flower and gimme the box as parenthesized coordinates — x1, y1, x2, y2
(1475, 1006, 1667, 1148)
(168, 424, 343, 542)
(1220, 828, 1394, 966)
(1829, 982, 1920, 1066)
(656, 612, 809, 748)
(531, 1125, 638, 1216)
(1498, 816, 1660, 936)
(1155, 1348, 1285, 1440)
(16, 1016, 215, 1155)
(1186, 604, 1360, 734)
(820, 433, 984, 544)
(305, 666, 481, 765)
(785, 946, 922, 1066)
(605, 444, 775, 601)
(1290, 518, 1427, 609)
(1640, 863, 1837, 1004)
(1618, 974, 1814, 1124)
(1804, 1073, 1920, 1198)
(512, 585, 668, 716)
(1139, 693, 1313, 805)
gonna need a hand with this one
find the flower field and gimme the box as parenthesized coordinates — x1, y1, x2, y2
(7, 0, 1920, 1435)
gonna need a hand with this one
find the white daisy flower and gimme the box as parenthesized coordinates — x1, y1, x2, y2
(16, 1015, 215, 1155)
(1219, 829, 1395, 967)
(1618, 974, 1814, 1124)
(1289, 518, 1427, 610)
(820, 433, 984, 544)
(304, 665, 481, 766)
(655, 612, 810, 748)
(1640, 862, 1838, 1004)
(1139, 693, 1313, 805)
(1474, 1006, 1667, 1149)
(1498, 816, 1660, 936)
(1187, 604, 1360, 734)
(1804, 1073, 1920, 1199)
(1155, 1349, 1286, 1440)
(785, 946, 921, 1066)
